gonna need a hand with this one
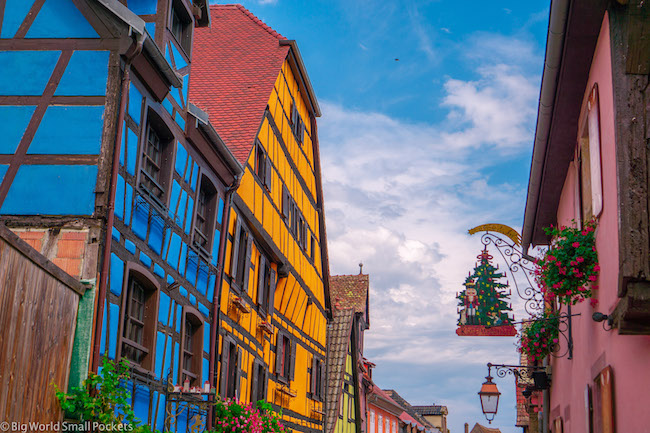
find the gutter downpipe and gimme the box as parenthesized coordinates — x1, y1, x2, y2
(521, 0, 571, 253)
(91, 32, 145, 373)
(207, 173, 241, 429)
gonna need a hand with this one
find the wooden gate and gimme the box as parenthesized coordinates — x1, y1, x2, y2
(0, 225, 86, 424)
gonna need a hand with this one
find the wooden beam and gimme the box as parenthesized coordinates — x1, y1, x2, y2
(609, 4, 650, 296)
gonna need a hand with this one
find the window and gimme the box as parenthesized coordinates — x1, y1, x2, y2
(276, 332, 294, 383)
(379, 414, 383, 433)
(311, 357, 324, 401)
(282, 186, 291, 220)
(384, 417, 389, 433)
(370, 411, 376, 433)
(348, 393, 354, 421)
(220, 336, 240, 399)
(230, 217, 252, 292)
(591, 366, 614, 433)
(255, 141, 272, 191)
(194, 177, 217, 253)
(181, 308, 203, 386)
(139, 111, 173, 206)
(392, 421, 397, 433)
(251, 359, 268, 403)
(257, 254, 276, 316)
(290, 102, 305, 145)
(170, 0, 192, 54)
(120, 266, 159, 372)
(578, 84, 603, 223)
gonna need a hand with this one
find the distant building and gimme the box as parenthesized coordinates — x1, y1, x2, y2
(468, 423, 500, 433)
(383, 389, 440, 433)
(412, 405, 449, 433)
(326, 272, 371, 433)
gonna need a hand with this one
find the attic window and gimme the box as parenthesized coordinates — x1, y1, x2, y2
(170, 0, 192, 55)
(290, 102, 305, 145)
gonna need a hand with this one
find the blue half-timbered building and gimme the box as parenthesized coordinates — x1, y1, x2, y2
(0, 0, 242, 429)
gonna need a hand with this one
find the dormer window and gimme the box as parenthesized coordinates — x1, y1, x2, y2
(170, 0, 192, 55)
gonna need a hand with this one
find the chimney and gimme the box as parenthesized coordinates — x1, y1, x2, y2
(464, 423, 469, 433)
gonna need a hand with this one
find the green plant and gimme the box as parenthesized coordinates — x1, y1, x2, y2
(535, 219, 600, 305)
(55, 357, 154, 432)
(209, 399, 285, 433)
(518, 312, 560, 363)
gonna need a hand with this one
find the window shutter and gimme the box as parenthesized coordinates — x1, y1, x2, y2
(282, 186, 290, 219)
(319, 360, 325, 400)
(235, 347, 242, 400)
(587, 86, 603, 218)
(219, 338, 231, 396)
(289, 337, 296, 380)
(257, 255, 267, 306)
(310, 356, 316, 394)
(264, 157, 272, 190)
(230, 219, 242, 278)
(269, 268, 276, 317)
(298, 120, 304, 144)
(251, 361, 259, 403)
(275, 333, 283, 375)
(291, 102, 297, 127)
(261, 367, 268, 401)
(242, 236, 253, 293)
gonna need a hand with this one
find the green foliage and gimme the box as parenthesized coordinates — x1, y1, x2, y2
(535, 219, 600, 305)
(209, 399, 286, 433)
(55, 357, 154, 433)
(518, 312, 560, 363)
(457, 248, 513, 326)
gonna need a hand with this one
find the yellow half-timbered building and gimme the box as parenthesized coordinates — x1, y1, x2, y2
(190, 5, 331, 433)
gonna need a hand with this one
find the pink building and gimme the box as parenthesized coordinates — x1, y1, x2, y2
(523, 1, 650, 432)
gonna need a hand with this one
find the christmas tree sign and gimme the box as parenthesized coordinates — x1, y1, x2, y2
(456, 247, 516, 336)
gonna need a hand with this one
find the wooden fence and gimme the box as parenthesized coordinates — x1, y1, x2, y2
(0, 225, 86, 424)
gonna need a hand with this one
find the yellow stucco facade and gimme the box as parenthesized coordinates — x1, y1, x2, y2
(217, 58, 329, 433)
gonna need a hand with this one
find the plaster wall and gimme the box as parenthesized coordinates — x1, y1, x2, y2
(551, 12, 650, 433)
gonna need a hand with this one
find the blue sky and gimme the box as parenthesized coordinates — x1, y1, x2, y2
(215, 1, 550, 432)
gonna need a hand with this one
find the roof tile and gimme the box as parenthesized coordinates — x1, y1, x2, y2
(190, 4, 289, 164)
(330, 273, 369, 315)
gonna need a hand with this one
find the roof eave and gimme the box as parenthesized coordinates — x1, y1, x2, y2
(280, 39, 321, 117)
(522, 0, 608, 251)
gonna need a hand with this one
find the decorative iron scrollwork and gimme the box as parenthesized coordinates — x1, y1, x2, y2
(479, 232, 545, 316)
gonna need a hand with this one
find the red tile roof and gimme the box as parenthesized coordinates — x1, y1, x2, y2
(189, 4, 289, 164)
(469, 424, 501, 433)
(330, 273, 369, 315)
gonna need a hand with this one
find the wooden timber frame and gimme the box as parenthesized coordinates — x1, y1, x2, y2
(608, 1, 650, 334)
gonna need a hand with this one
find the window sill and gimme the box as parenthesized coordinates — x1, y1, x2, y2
(230, 295, 250, 314)
(259, 320, 274, 335)
(276, 384, 297, 398)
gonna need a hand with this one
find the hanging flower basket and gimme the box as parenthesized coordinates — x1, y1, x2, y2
(518, 312, 560, 363)
(534, 219, 600, 305)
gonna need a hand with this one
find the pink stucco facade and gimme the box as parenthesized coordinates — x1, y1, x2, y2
(551, 13, 650, 433)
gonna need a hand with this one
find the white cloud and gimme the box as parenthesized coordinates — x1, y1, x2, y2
(319, 34, 540, 433)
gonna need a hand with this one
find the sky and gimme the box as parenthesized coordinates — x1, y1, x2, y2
(216, 1, 550, 432)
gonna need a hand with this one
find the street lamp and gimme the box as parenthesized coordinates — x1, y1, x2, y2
(478, 372, 500, 424)
(478, 362, 550, 423)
